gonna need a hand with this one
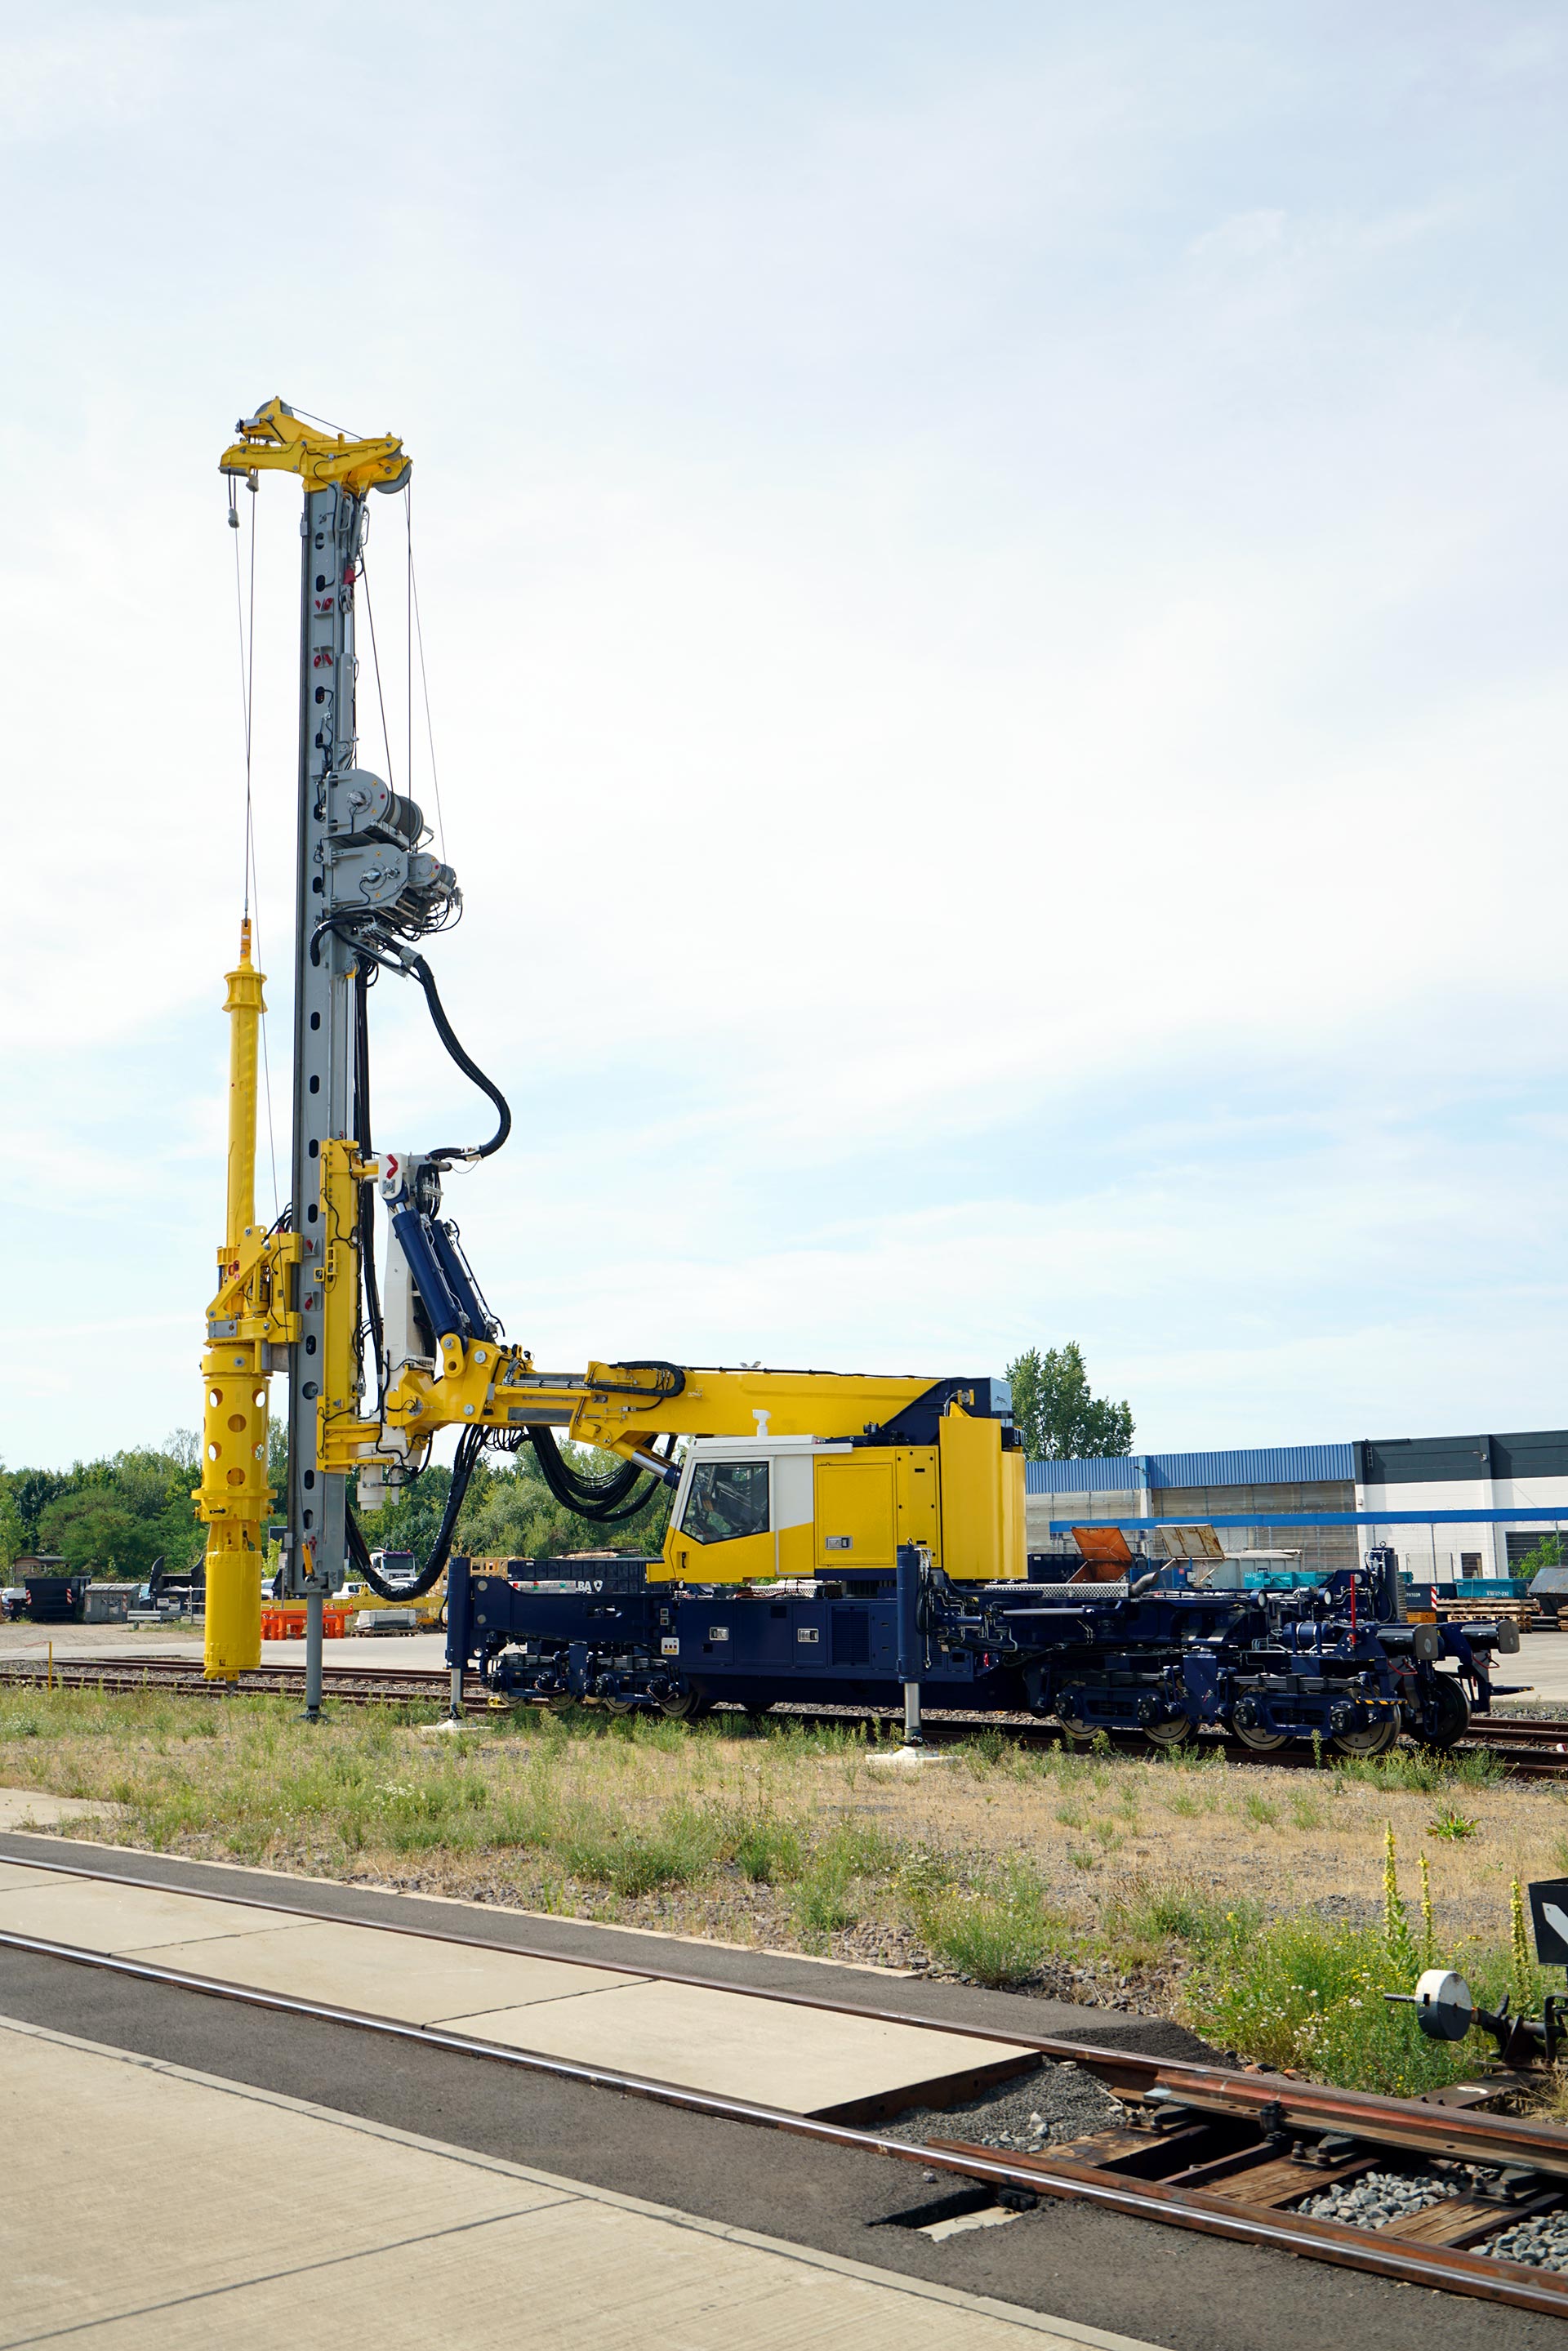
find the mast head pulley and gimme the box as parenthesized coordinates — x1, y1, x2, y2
(220, 397, 411, 499)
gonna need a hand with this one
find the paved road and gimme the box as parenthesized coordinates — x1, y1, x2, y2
(0, 1832, 1555, 2351)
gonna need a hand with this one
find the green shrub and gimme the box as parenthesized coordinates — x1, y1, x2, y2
(1514, 1536, 1564, 1583)
(917, 1861, 1062, 1987)
(788, 1818, 902, 1939)
(919, 1890, 1049, 1985)
(1179, 1846, 1556, 2096)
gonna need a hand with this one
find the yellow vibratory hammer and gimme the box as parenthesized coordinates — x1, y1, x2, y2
(196, 919, 292, 1676)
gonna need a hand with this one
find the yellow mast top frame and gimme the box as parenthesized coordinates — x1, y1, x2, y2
(220, 398, 411, 499)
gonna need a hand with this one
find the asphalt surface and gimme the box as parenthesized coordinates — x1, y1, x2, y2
(0, 1833, 1561, 2351)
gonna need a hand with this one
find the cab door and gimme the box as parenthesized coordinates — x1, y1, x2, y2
(663, 1455, 774, 1583)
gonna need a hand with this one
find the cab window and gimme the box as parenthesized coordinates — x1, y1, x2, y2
(681, 1459, 769, 1544)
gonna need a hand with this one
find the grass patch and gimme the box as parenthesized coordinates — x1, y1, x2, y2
(1335, 1745, 1503, 1795)
(556, 1800, 726, 1898)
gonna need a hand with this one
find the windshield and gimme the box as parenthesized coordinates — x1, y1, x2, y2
(680, 1459, 769, 1545)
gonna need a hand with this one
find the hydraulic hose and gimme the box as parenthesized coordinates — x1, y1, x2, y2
(411, 952, 511, 1164)
(353, 961, 385, 1411)
(345, 1423, 485, 1599)
(528, 1425, 673, 1525)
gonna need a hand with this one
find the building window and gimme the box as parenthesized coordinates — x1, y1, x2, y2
(1460, 1552, 1481, 1575)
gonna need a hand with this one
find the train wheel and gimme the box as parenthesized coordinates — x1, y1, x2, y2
(1330, 1715, 1400, 1757)
(660, 1686, 713, 1723)
(1144, 1716, 1194, 1752)
(1230, 1719, 1288, 1752)
(1417, 1676, 1470, 1752)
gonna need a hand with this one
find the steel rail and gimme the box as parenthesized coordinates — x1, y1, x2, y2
(0, 1659, 479, 1709)
(3, 1915, 1567, 2318)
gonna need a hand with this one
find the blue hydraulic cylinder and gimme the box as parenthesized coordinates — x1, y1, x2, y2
(446, 1552, 472, 1670)
(895, 1543, 924, 1681)
(390, 1205, 470, 1342)
(895, 1543, 924, 1743)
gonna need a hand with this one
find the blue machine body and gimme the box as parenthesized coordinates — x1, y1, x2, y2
(445, 1543, 1521, 1751)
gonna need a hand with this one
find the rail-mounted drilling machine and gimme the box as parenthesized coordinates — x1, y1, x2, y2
(195, 400, 1519, 1752)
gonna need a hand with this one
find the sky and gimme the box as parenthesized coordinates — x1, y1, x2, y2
(2, 2, 1566, 1470)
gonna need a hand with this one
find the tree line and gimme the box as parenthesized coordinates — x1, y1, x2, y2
(0, 1427, 669, 1578)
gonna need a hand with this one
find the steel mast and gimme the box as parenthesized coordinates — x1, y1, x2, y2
(216, 402, 412, 1712)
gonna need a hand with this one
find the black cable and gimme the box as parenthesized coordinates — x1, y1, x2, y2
(590, 1360, 687, 1402)
(345, 1423, 485, 1599)
(410, 952, 511, 1162)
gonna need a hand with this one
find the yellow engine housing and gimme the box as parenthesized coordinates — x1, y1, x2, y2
(657, 1405, 1024, 1585)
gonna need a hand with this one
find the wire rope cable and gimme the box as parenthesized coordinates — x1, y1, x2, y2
(231, 491, 280, 1218)
(405, 488, 448, 866)
(357, 543, 398, 790)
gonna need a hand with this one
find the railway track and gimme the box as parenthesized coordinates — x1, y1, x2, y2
(7, 1654, 1568, 1776)
(3, 1847, 1568, 2317)
(0, 1656, 475, 1709)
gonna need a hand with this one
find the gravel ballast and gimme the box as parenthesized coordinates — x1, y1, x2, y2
(884, 2055, 1129, 2153)
(1293, 2170, 1459, 2229)
(1481, 2211, 1568, 2273)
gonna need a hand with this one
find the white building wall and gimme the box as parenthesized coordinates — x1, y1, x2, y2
(1358, 1475, 1568, 1580)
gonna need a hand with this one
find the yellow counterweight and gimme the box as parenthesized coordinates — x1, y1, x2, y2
(197, 919, 272, 1679)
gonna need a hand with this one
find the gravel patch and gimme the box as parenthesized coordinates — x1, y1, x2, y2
(883, 2056, 1129, 2152)
(1294, 2170, 1459, 2229)
(1481, 2211, 1568, 2272)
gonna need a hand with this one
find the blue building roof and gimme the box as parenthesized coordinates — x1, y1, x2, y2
(1024, 1442, 1355, 1494)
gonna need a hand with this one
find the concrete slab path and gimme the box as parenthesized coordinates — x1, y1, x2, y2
(0, 2015, 1161, 2350)
(0, 1858, 1025, 2117)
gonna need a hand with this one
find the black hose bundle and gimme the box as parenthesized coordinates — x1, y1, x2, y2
(353, 961, 385, 1411)
(345, 1423, 486, 1599)
(527, 1425, 675, 1525)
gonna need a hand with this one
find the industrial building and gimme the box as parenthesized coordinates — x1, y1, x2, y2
(1025, 1429, 1568, 1583)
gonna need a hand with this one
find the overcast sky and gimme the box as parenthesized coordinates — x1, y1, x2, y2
(3, 2, 1565, 1471)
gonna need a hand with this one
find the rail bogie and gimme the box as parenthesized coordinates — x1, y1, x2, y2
(449, 1548, 1521, 1753)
